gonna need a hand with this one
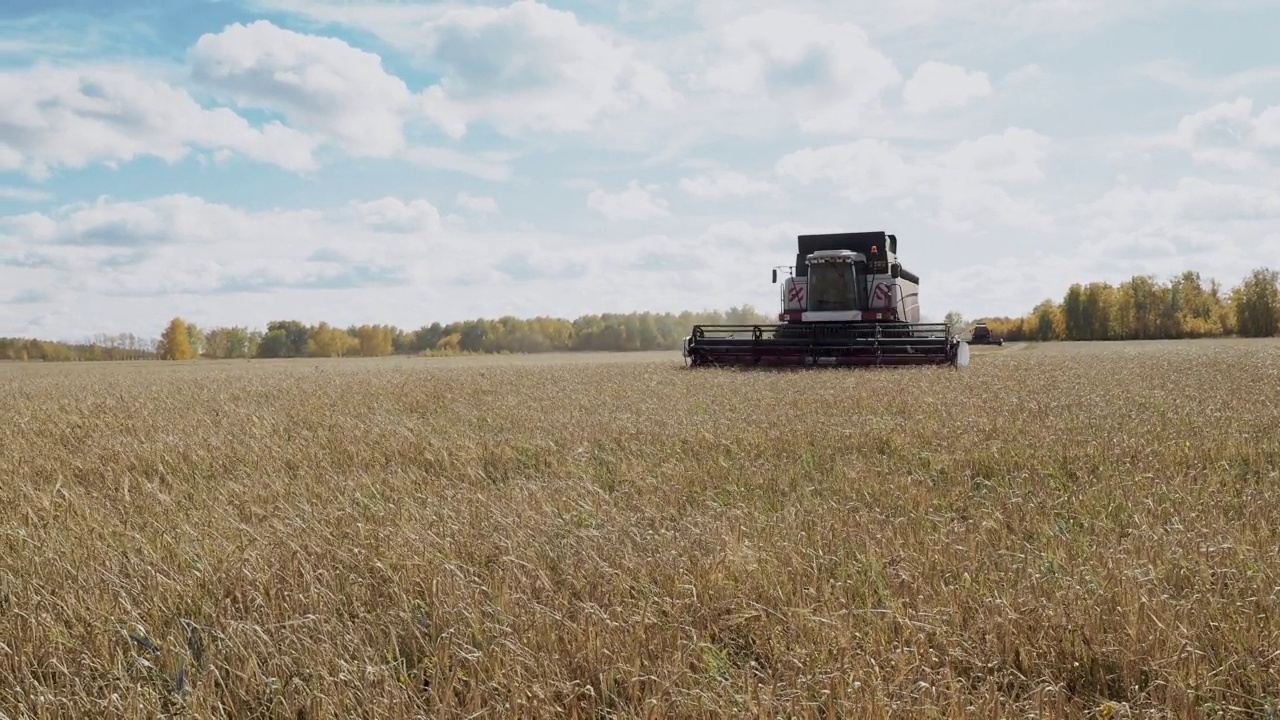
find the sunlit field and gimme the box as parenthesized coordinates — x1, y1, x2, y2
(3, 338, 1280, 718)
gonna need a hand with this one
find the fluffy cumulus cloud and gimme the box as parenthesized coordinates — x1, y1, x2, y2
(0, 65, 319, 179)
(352, 197, 443, 234)
(0, 193, 449, 335)
(1079, 177, 1280, 258)
(1149, 97, 1280, 171)
(693, 8, 902, 133)
(936, 127, 1054, 184)
(775, 140, 920, 200)
(587, 181, 670, 221)
(5, 194, 250, 248)
(0, 193, 810, 338)
(415, 0, 679, 137)
(189, 20, 418, 157)
(901, 62, 993, 115)
(455, 192, 499, 213)
(774, 127, 1056, 231)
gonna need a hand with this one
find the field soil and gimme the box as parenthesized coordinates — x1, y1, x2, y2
(3, 339, 1280, 718)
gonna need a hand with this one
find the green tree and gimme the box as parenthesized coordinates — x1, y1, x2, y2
(1029, 300, 1062, 341)
(184, 322, 204, 357)
(1083, 282, 1115, 340)
(1232, 268, 1280, 337)
(1061, 283, 1086, 340)
(256, 320, 309, 358)
(943, 310, 964, 335)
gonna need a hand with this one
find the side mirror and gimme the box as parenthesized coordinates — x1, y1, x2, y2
(890, 263, 901, 279)
(772, 269, 778, 283)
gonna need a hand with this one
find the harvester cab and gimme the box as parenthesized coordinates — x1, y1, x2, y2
(683, 230, 969, 368)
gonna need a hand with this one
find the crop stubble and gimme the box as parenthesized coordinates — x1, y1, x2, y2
(2, 339, 1280, 718)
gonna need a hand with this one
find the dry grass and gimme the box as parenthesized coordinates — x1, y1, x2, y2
(3, 338, 1280, 719)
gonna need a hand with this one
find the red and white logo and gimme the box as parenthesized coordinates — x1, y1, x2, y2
(872, 282, 892, 307)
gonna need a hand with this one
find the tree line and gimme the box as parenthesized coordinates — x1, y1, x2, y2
(2, 307, 776, 362)
(975, 268, 1280, 342)
(5, 267, 1277, 362)
(0, 332, 157, 362)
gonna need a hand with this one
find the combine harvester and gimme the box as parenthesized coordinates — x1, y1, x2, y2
(968, 322, 1004, 346)
(682, 230, 969, 369)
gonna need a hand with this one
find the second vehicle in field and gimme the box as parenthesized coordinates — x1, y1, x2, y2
(968, 322, 1005, 346)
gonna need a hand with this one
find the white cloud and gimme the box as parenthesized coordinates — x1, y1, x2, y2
(0, 194, 450, 336)
(243, 0, 460, 50)
(260, 0, 1224, 43)
(1082, 177, 1280, 233)
(932, 182, 1051, 234)
(776, 128, 1054, 192)
(901, 61, 992, 115)
(5, 176, 1277, 342)
(775, 139, 922, 200)
(774, 128, 1055, 231)
(1001, 63, 1047, 86)
(1131, 58, 1280, 98)
(587, 181, 671, 221)
(4, 194, 254, 248)
(1140, 97, 1280, 172)
(0, 145, 23, 172)
(189, 20, 418, 157)
(456, 192, 499, 213)
(686, 0, 1191, 42)
(0, 186, 52, 202)
(965, 174, 1280, 308)
(401, 147, 515, 182)
(696, 218, 827, 253)
(936, 127, 1053, 184)
(1258, 106, 1280, 147)
(0, 192, 816, 338)
(1175, 98, 1261, 163)
(678, 171, 779, 200)
(694, 9, 901, 134)
(999, 0, 1140, 31)
(416, 0, 679, 138)
(0, 65, 319, 179)
(249, 0, 683, 143)
(352, 197, 443, 234)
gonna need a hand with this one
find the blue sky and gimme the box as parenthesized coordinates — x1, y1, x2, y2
(2, 0, 1279, 341)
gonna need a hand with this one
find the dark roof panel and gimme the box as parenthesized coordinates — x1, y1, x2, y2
(794, 231, 897, 277)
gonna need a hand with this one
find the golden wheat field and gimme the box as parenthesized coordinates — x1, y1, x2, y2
(3, 339, 1280, 719)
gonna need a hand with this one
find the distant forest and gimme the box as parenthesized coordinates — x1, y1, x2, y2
(0, 307, 776, 362)
(3, 267, 1278, 362)
(978, 268, 1279, 342)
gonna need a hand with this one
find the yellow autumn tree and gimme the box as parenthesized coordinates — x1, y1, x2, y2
(307, 322, 359, 357)
(353, 324, 395, 357)
(158, 317, 197, 360)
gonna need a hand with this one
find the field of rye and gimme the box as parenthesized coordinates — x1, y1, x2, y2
(3, 339, 1280, 719)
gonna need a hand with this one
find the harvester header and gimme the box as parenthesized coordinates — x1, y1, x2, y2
(682, 230, 969, 368)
